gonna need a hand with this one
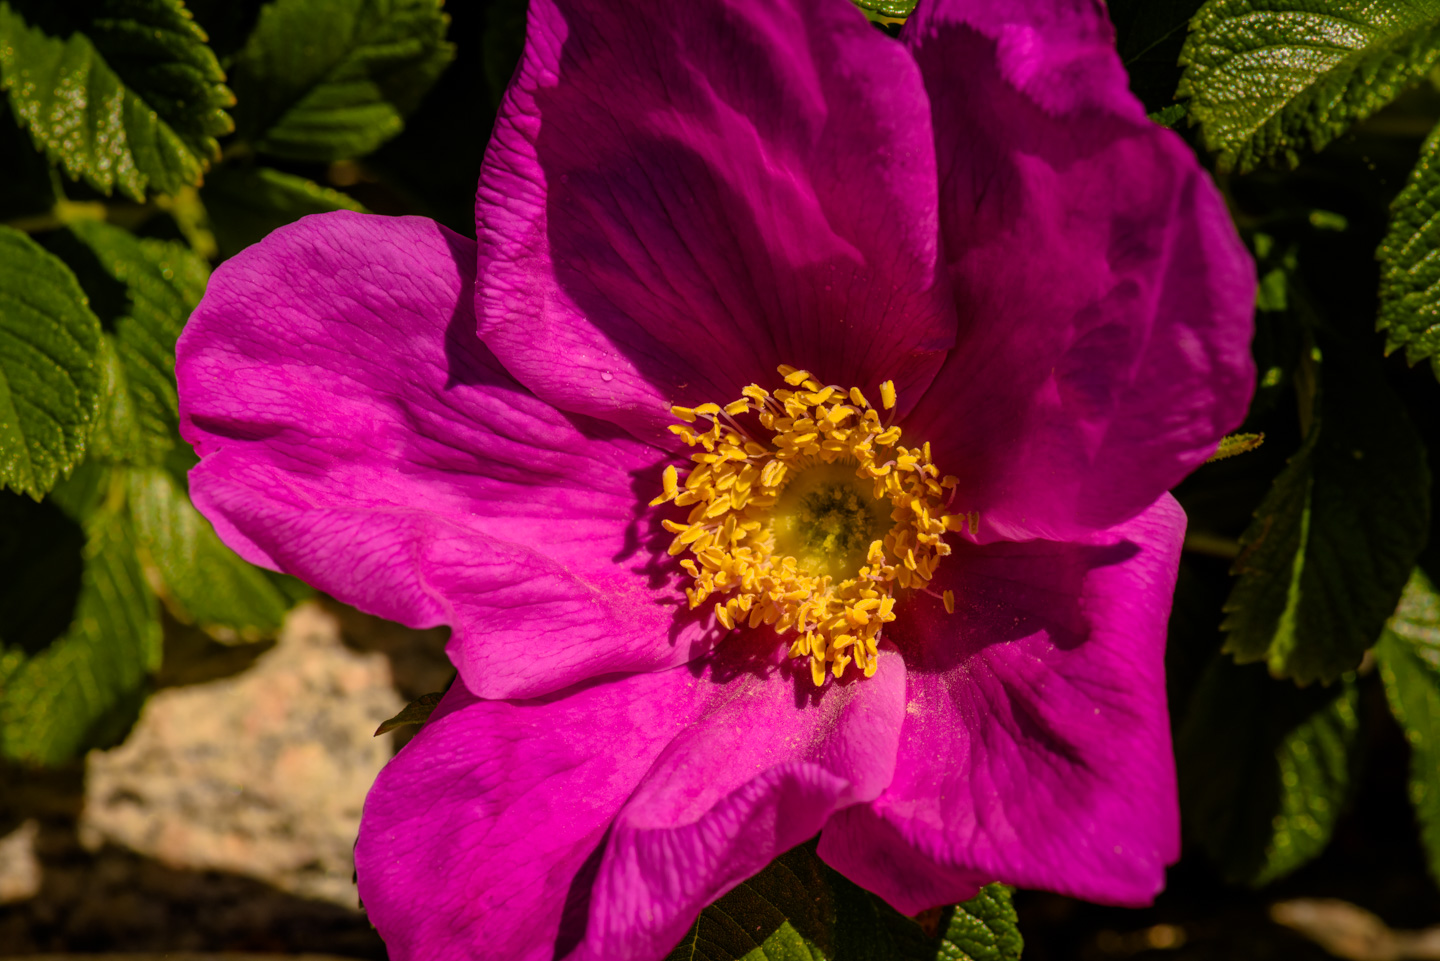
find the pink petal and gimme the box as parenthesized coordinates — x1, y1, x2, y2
(177, 211, 717, 699)
(476, 0, 955, 440)
(901, 0, 1255, 542)
(356, 644, 906, 961)
(818, 495, 1185, 910)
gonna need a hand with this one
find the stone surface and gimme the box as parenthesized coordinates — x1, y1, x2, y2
(0, 820, 40, 904)
(79, 602, 405, 907)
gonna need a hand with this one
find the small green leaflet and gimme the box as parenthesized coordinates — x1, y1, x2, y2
(0, 0, 233, 199)
(850, 0, 916, 20)
(1222, 346, 1430, 685)
(1178, 0, 1440, 173)
(0, 226, 102, 500)
(1206, 432, 1264, 463)
(375, 691, 444, 736)
(1178, 654, 1359, 886)
(663, 842, 1022, 961)
(127, 465, 293, 641)
(1375, 568, 1440, 885)
(0, 470, 162, 766)
(1378, 118, 1440, 379)
(203, 165, 367, 258)
(229, 0, 455, 162)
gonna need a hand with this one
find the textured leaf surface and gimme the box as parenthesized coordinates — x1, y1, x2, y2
(0, 0, 233, 199)
(230, 0, 454, 162)
(1222, 348, 1430, 684)
(851, 0, 917, 19)
(1378, 119, 1440, 377)
(203, 164, 366, 257)
(1178, 654, 1359, 886)
(46, 219, 208, 465)
(1376, 568, 1440, 885)
(0, 471, 160, 766)
(127, 464, 291, 640)
(664, 842, 1021, 961)
(1178, 0, 1440, 172)
(0, 226, 102, 499)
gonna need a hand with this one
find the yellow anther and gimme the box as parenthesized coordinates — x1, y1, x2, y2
(943, 590, 955, 614)
(783, 368, 813, 386)
(652, 366, 969, 686)
(648, 464, 680, 506)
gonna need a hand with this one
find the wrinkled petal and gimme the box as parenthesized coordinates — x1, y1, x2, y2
(357, 644, 905, 961)
(177, 211, 716, 700)
(902, 0, 1255, 542)
(476, 0, 955, 440)
(818, 496, 1184, 910)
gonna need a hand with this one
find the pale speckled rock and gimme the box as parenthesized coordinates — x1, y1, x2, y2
(0, 820, 40, 904)
(80, 602, 404, 907)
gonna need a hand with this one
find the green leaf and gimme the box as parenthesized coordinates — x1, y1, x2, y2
(1108, 0, 1206, 113)
(230, 0, 455, 162)
(0, 470, 161, 765)
(126, 464, 291, 640)
(1377, 118, 1440, 378)
(1178, 0, 1440, 173)
(1222, 347, 1430, 684)
(44, 219, 208, 465)
(202, 164, 366, 258)
(663, 842, 1021, 961)
(0, 225, 103, 499)
(1178, 653, 1359, 886)
(0, 0, 234, 199)
(1375, 568, 1440, 885)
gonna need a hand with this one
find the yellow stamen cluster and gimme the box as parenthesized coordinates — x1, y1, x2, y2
(650, 365, 978, 686)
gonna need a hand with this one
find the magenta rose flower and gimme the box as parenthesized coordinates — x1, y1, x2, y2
(175, 0, 1255, 958)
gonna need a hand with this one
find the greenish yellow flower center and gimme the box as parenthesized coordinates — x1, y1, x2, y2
(650, 366, 976, 686)
(771, 463, 890, 581)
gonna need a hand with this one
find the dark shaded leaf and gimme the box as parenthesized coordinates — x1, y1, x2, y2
(230, 0, 455, 162)
(0, 226, 102, 499)
(202, 164, 365, 258)
(664, 842, 1021, 961)
(1178, 653, 1359, 886)
(1108, 0, 1206, 113)
(0, 468, 161, 765)
(1222, 346, 1430, 684)
(1376, 568, 1440, 885)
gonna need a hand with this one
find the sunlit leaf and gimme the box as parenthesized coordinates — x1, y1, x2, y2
(0, 0, 233, 198)
(0, 226, 102, 499)
(1179, 0, 1440, 172)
